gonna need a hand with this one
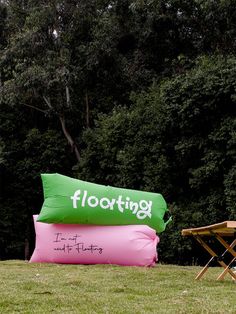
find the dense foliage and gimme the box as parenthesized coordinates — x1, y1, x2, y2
(0, 0, 236, 263)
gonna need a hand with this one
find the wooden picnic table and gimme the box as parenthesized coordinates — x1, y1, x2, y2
(182, 221, 236, 280)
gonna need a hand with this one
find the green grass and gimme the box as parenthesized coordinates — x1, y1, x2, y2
(0, 261, 235, 314)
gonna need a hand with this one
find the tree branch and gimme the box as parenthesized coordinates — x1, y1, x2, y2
(22, 103, 47, 113)
(65, 85, 71, 107)
(43, 95, 53, 109)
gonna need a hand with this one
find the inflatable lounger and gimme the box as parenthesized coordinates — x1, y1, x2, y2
(30, 216, 159, 266)
(37, 173, 170, 233)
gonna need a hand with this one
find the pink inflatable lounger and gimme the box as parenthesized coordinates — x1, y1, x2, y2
(30, 215, 159, 266)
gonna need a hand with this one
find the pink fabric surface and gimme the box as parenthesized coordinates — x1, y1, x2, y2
(30, 215, 159, 266)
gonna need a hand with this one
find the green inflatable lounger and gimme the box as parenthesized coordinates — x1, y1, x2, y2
(37, 173, 171, 233)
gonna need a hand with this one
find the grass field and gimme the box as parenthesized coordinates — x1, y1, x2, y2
(0, 261, 235, 314)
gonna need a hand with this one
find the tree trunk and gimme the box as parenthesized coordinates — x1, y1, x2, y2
(85, 91, 90, 128)
(24, 238, 29, 261)
(59, 115, 81, 162)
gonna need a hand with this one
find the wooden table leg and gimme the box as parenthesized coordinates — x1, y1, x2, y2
(213, 237, 236, 281)
(194, 235, 217, 280)
(195, 256, 215, 280)
(214, 235, 236, 258)
(194, 235, 236, 280)
(217, 256, 236, 280)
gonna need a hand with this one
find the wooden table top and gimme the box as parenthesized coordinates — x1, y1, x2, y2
(182, 221, 236, 237)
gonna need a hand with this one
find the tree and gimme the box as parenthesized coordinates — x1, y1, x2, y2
(1, 0, 96, 163)
(78, 55, 236, 263)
